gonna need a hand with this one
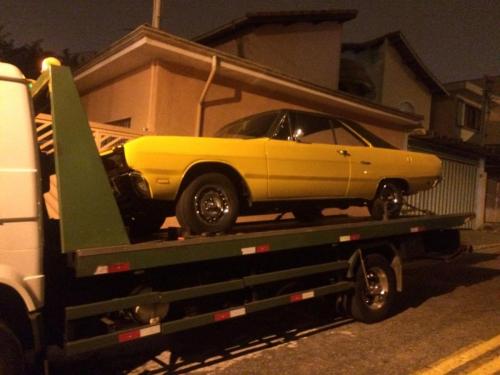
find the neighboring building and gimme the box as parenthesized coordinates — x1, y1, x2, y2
(409, 78, 500, 226)
(194, 10, 357, 90)
(435, 76, 500, 224)
(339, 32, 492, 228)
(340, 31, 448, 131)
(75, 25, 420, 149)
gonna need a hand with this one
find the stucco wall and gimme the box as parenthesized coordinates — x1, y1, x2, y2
(81, 61, 409, 149)
(208, 22, 342, 90)
(381, 42, 432, 130)
(430, 96, 461, 138)
(80, 66, 152, 132)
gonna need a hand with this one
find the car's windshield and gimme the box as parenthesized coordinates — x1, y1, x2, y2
(214, 112, 279, 139)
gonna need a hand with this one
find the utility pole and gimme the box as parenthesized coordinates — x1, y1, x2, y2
(480, 76, 494, 146)
(152, 0, 162, 29)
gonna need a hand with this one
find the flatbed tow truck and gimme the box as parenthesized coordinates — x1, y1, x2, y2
(0, 60, 471, 374)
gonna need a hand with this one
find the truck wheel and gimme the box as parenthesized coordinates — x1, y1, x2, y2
(349, 254, 396, 323)
(369, 182, 403, 220)
(0, 322, 24, 375)
(176, 173, 239, 234)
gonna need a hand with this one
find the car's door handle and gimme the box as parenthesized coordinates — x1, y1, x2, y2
(360, 160, 371, 165)
(337, 149, 351, 157)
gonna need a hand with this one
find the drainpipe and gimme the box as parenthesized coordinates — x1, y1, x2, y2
(195, 55, 218, 137)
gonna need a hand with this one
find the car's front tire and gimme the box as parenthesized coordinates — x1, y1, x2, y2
(176, 173, 239, 234)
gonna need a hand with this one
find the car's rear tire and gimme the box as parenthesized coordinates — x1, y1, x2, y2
(369, 182, 403, 220)
(176, 173, 239, 234)
(0, 321, 24, 375)
(349, 254, 396, 323)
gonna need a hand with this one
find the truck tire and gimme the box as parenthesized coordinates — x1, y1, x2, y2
(176, 173, 239, 234)
(349, 254, 396, 323)
(0, 321, 24, 375)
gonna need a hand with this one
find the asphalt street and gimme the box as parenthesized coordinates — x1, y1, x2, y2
(50, 239, 500, 375)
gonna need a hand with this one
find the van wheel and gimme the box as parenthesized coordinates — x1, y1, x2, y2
(176, 173, 239, 234)
(0, 321, 24, 375)
(349, 254, 396, 323)
(369, 182, 403, 220)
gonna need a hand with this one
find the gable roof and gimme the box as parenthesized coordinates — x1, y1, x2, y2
(194, 9, 358, 45)
(342, 31, 448, 96)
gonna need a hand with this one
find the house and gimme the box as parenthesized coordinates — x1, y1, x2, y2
(429, 77, 500, 223)
(339, 31, 492, 228)
(193, 9, 358, 91)
(340, 31, 448, 132)
(75, 25, 421, 148)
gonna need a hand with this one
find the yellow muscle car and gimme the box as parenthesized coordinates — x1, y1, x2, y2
(103, 109, 441, 235)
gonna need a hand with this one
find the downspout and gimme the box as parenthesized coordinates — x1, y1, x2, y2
(195, 55, 218, 137)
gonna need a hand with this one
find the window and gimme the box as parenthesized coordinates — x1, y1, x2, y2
(332, 122, 366, 147)
(107, 117, 131, 128)
(457, 100, 481, 131)
(272, 113, 292, 140)
(291, 112, 335, 145)
(215, 112, 279, 139)
(398, 101, 415, 114)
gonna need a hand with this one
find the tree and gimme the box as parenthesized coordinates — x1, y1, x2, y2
(0, 25, 86, 78)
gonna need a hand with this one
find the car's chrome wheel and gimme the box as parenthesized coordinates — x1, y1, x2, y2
(176, 173, 239, 234)
(369, 182, 403, 220)
(194, 186, 230, 224)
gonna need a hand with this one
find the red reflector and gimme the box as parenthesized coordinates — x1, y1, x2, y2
(350, 234, 361, 241)
(214, 311, 231, 321)
(108, 262, 130, 273)
(290, 294, 303, 303)
(256, 244, 271, 253)
(118, 330, 140, 343)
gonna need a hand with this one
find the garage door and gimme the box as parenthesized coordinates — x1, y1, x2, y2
(406, 150, 478, 229)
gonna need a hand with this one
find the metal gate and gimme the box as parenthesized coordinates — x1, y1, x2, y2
(406, 149, 478, 229)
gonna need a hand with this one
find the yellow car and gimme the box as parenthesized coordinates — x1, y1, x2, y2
(103, 109, 441, 235)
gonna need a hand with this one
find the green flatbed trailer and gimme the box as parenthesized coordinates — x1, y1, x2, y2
(64, 212, 469, 355)
(0, 61, 472, 373)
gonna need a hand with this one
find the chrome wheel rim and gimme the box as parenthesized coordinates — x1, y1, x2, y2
(362, 267, 389, 310)
(380, 184, 402, 215)
(194, 186, 230, 224)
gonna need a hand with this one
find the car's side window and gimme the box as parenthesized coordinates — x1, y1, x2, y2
(291, 112, 335, 145)
(332, 121, 367, 147)
(272, 113, 293, 140)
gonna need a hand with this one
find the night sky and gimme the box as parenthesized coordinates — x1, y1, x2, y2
(1, 0, 499, 83)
